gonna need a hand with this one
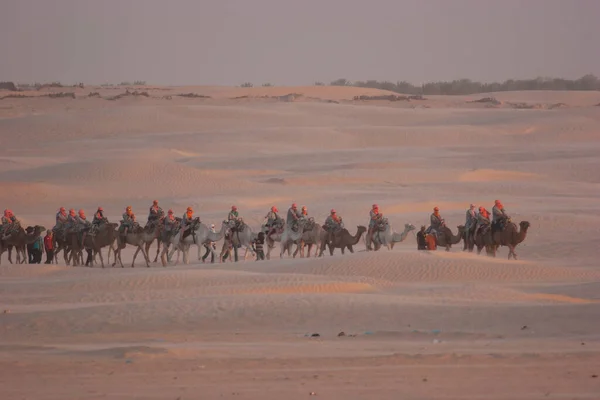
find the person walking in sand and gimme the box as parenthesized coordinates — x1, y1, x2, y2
(44, 231, 54, 264)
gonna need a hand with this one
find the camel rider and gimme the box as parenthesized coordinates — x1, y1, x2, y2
(287, 203, 301, 232)
(162, 209, 177, 241)
(228, 205, 242, 232)
(263, 206, 282, 237)
(465, 204, 477, 239)
(1, 209, 20, 239)
(91, 207, 107, 234)
(75, 209, 92, 242)
(325, 209, 344, 244)
(53, 207, 68, 233)
(475, 206, 491, 235)
(228, 205, 239, 221)
(426, 207, 444, 236)
(148, 200, 164, 225)
(368, 204, 383, 244)
(301, 206, 308, 218)
(120, 206, 135, 237)
(492, 200, 510, 230)
(181, 207, 195, 238)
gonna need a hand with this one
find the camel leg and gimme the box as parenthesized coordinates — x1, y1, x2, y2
(143, 242, 151, 265)
(117, 248, 125, 268)
(508, 245, 517, 260)
(160, 244, 169, 267)
(154, 238, 161, 263)
(96, 249, 105, 268)
(347, 245, 354, 253)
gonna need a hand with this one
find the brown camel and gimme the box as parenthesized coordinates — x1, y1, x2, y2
(112, 224, 157, 268)
(473, 225, 494, 256)
(0, 242, 17, 264)
(490, 220, 530, 260)
(80, 223, 119, 268)
(425, 225, 465, 252)
(66, 231, 86, 266)
(1, 226, 46, 264)
(318, 226, 367, 257)
(53, 229, 76, 265)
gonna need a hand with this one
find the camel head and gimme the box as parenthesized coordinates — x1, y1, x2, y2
(457, 225, 466, 233)
(405, 223, 416, 232)
(29, 225, 46, 235)
(519, 221, 530, 231)
(356, 225, 367, 234)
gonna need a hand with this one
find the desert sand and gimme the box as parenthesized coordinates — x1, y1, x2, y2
(1, 84, 600, 399)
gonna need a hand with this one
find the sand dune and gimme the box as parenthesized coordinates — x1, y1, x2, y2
(1, 86, 600, 399)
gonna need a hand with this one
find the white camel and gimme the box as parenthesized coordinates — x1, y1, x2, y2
(292, 219, 323, 258)
(227, 219, 257, 261)
(366, 221, 416, 251)
(279, 219, 307, 258)
(162, 220, 228, 266)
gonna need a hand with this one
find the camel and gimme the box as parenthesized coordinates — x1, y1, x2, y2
(425, 225, 465, 251)
(0, 226, 46, 264)
(489, 220, 530, 260)
(0, 242, 17, 264)
(80, 223, 119, 268)
(292, 219, 323, 258)
(143, 220, 164, 263)
(161, 220, 227, 266)
(52, 230, 73, 265)
(366, 221, 416, 251)
(264, 226, 286, 260)
(279, 219, 307, 258)
(112, 224, 157, 268)
(319, 226, 367, 256)
(462, 224, 477, 252)
(226, 219, 257, 261)
(473, 225, 495, 256)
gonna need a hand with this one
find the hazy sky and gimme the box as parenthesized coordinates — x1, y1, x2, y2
(1, 0, 599, 86)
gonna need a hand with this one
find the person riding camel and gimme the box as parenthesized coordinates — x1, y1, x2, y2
(228, 205, 242, 232)
(148, 200, 164, 226)
(228, 205, 239, 221)
(263, 206, 282, 239)
(91, 207, 107, 235)
(286, 203, 301, 232)
(162, 209, 178, 241)
(465, 204, 477, 241)
(181, 207, 195, 238)
(53, 207, 68, 233)
(0, 209, 20, 239)
(475, 206, 491, 236)
(120, 206, 136, 238)
(76, 209, 92, 245)
(367, 204, 383, 245)
(426, 207, 444, 237)
(64, 209, 77, 236)
(301, 206, 308, 218)
(324, 209, 344, 244)
(492, 200, 509, 231)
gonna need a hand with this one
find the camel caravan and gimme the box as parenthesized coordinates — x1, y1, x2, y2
(0, 199, 530, 267)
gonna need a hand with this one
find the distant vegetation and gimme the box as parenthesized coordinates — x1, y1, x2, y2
(119, 81, 146, 86)
(240, 82, 254, 88)
(327, 74, 600, 95)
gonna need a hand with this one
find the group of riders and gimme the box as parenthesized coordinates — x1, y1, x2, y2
(0, 199, 510, 253)
(422, 200, 511, 241)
